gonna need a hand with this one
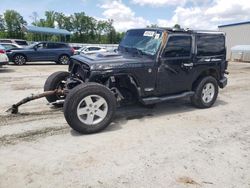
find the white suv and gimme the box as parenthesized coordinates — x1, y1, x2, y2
(0, 45, 9, 66)
(75, 46, 107, 55)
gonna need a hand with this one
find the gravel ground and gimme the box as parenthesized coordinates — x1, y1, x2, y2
(0, 61, 249, 188)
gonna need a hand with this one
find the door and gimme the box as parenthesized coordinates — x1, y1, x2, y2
(157, 34, 194, 95)
(32, 42, 54, 61)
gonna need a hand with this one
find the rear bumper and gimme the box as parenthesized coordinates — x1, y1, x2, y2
(0, 61, 8, 65)
(6, 53, 13, 61)
(219, 77, 227, 88)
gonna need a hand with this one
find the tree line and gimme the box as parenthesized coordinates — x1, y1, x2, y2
(0, 10, 125, 44)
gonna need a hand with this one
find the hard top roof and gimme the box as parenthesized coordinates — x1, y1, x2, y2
(128, 27, 225, 35)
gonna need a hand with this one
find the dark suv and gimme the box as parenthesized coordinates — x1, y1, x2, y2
(44, 28, 228, 134)
(7, 42, 74, 65)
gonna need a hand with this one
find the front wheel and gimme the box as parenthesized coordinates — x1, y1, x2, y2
(44, 71, 70, 107)
(63, 83, 117, 134)
(191, 76, 219, 108)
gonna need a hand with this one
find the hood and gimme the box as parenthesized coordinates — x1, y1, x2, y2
(71, 52, 154, 70)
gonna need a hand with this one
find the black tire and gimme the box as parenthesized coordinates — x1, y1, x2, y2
(44, 71, 70, 107)
(191, 76, 218, 108)
(63, 83, 117, 134)
(13, 54, 26, 65)
(58, 55, 69, 65)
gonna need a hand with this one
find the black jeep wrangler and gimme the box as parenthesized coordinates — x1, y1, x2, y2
(44, 28, 228, 134)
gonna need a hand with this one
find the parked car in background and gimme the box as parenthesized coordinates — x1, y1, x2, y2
(71, 45, 82, 50)
(0, 43, 22, 50)
(75, 46, 107, 55)
(0, 45, 9, 66)
(0, 39, 28, 47)
(7, 42, 75, 65)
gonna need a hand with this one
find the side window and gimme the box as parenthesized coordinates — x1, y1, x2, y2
(164, 36, 192, 58)
(47, 43, 54, 49)
(197, 34, 225, 56)
(5, 44, 14, 50)
(88, 47, 96, 51)
(47, 43, 65, 49)
(36, 43, 47, 49)
(93, 47, 101, 50)
(58, 44, 67, 48)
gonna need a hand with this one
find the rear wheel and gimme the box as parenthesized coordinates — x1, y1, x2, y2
(63, 83, 117, 134)
(191, 76, 218, 108)
(13, 54, 26, 65)
(58, 55, 69, 65)
(44, 71, 70, 107)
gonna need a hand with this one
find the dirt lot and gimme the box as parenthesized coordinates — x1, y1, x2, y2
(0, 62, 249, 188)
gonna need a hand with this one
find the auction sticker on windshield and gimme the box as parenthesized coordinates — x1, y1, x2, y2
(154, 34, 160, 39)
(143, 31, 155, 37)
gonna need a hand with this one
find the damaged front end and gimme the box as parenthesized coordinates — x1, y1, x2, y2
(66, 59, 90, 89)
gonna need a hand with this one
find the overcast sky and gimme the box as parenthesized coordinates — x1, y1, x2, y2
(0, 0, 250, 31)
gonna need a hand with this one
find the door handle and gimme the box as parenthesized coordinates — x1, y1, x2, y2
(182, 63, 193, 67)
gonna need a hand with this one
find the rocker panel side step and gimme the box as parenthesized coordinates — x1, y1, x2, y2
(142, 91, 195, 105)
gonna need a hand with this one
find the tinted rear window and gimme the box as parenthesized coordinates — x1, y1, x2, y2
(47, 43, 68, 49)
(196, 34, 225, 56)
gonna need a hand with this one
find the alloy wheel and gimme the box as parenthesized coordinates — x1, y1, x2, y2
(14, 55, 26, 65)
(201, 83, 215, 103)
(77, 95, 108, 125)
(60, 56, 69, 64)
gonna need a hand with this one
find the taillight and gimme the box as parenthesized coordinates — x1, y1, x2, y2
(71, 47, 75, 54)
(0, 49, 5, 54)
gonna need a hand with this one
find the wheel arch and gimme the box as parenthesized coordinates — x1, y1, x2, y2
(192, 68, 219, 90)
(89, 73, 142, 98)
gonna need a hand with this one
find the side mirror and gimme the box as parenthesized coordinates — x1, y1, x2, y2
(33, 46, 38, 51)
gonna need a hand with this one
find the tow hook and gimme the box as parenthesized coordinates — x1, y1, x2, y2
(6, 89, 66, 114)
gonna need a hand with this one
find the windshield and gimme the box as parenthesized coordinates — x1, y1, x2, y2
(119, 29, 163, 56)
(79, 47, 87, 51)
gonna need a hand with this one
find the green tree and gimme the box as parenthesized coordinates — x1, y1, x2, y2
(0, 15, 6, 38)
(106, 19, 116, 43)
(0, 15, 5, 31)
(4, 10, 27, 38)
(173, 24, 181, 29)
(1, 9, 123, 43)
(30, 12, 39, 25)
(44, 11, 56, 27)
(36, 19, 46, 27)
(96, 20, 107, 42)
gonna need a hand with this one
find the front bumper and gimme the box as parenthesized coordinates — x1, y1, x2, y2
(219, 77, 227, 88)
